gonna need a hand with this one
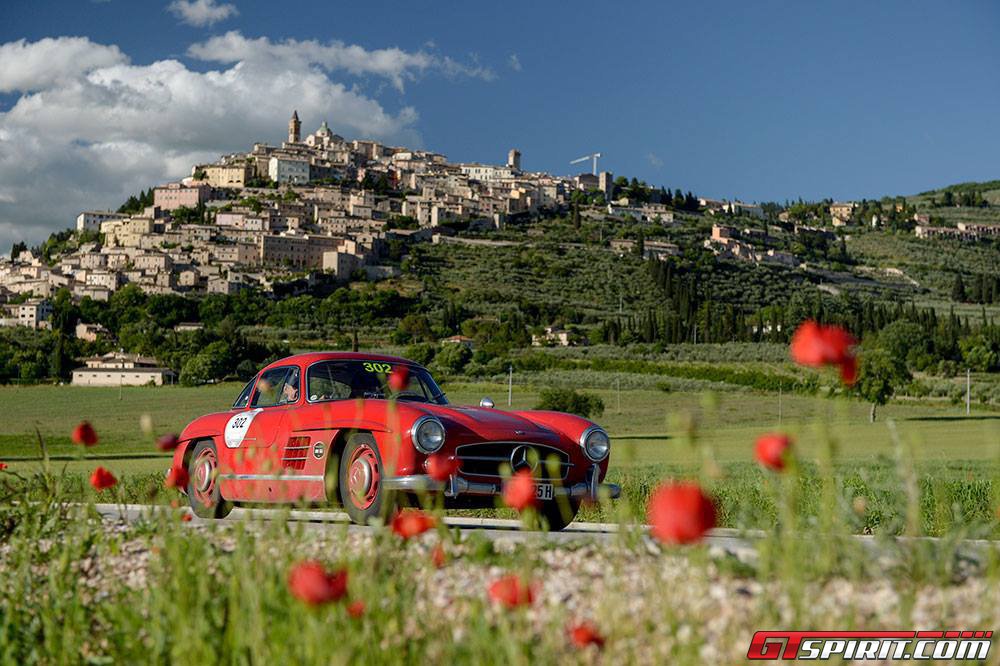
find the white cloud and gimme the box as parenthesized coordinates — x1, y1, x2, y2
(0, 33, 462, 248)
(167, 0, 238, 27)
(508, 54, 522, 72)
(0, 37, 126, 93)
(188, 31, 495, 92)
(647, 152, 664, 169)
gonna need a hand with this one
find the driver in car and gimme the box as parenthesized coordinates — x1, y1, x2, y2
(281, 380, 299, 403)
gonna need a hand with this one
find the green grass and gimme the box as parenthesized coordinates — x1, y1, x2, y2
(2, 379, 999, 536)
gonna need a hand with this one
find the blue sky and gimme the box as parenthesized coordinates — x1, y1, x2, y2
(1, 0, 999, 245)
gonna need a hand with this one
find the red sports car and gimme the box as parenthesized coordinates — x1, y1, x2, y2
(172, 352, 619, 530)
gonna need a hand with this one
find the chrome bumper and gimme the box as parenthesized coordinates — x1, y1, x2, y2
(383, 464, 621, 502)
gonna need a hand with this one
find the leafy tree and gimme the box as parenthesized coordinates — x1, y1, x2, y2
(878, 320, 929, 369)
(959, 335, 998, 372)
(855, 349, 911, 422)
(431, 343, 472, 375)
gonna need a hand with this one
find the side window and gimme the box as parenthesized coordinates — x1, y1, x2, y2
(278, 368, 300, 405)
(307, 362, 352, 402)
(232, 377, 255, 409)
(252, 367, 297, 408)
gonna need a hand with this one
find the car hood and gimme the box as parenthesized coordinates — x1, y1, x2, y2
(421, 404, 560, 443)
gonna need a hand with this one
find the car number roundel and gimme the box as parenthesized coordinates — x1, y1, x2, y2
(225, 409, 262, 448)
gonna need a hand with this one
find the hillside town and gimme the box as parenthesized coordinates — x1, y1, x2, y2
(0, 112, 629, 323)
(3, 111, 1000, 341)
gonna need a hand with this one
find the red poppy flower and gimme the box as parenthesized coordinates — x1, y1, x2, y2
(287, 561, 349, 606)
(754, 433, 793, 471)
(388, 365, 410, 392)
(568, 621, 606, 649)
(346, 600, 365, 618)
(89, 466, 117, 491)
(789, 320, 858, 385)
(181, 513, 193, 522)
(72, 421, 99, 447)
(426, 454, 460, 481)
(839, 354, 858, 385)
(503, 469, 537, 511)
(390, 508, 436, 539)
(647, 481, 716, 545)
(488, 574, 536, 608)
(164, 465, 189, 489)
(156, 433, 180, 452)
(0, 462, 7, 471)
(431, 542, 447, 568)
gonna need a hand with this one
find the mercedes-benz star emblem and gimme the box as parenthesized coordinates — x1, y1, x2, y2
(509, 445, 537, 473)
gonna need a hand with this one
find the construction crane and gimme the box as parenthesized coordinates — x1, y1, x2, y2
(570, 152, 602, 175)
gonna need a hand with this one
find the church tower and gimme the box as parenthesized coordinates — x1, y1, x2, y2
(288, 110, 301, 143)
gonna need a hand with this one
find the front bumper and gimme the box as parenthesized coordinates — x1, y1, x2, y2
(384, 464, 621, 502)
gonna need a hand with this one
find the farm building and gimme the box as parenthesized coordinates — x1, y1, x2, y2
(72, 353, 175, 387)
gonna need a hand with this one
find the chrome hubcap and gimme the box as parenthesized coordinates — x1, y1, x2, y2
(197, 459, 213, 492)
(350, 458, 372, 494)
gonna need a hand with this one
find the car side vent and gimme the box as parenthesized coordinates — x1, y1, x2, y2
(282, 436, 312, 470)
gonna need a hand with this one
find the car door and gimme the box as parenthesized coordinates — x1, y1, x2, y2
(222, 366, 298, 499)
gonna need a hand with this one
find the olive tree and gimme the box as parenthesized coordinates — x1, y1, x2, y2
(855, 349, 911, 422)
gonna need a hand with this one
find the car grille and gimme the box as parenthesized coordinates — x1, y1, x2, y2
(455, 442, 571, 481)
(281, 436, 312, 470)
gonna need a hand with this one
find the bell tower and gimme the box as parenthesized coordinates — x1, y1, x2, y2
(288, 110, 301, 143)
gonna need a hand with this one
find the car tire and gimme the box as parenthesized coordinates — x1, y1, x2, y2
(338, 432, 394, 525)
(187, 439, 234, 519)
(539, 498, 579, 532)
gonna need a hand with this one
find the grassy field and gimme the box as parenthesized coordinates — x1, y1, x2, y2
(2, 379, 999, 536)
(2, 379, 998, 467)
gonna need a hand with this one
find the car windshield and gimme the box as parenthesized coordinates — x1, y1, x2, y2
(306, 360, 447, 405)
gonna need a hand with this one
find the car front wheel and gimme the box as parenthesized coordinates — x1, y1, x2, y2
(338, 432, 394, 525)
(187, 440, 233, 519)
(539, 498, 579, 532)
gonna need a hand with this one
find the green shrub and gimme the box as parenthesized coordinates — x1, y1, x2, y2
(534, 387, 605, 418)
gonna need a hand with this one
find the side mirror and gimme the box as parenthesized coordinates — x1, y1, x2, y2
(479, 397, 495, 408)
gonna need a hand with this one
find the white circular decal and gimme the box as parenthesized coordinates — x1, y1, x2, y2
(225, 409, 262, 448)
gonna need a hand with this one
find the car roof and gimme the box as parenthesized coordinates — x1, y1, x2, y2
(260, 351, 421, 373)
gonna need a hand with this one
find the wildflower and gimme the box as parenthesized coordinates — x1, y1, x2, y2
(388, 365, 410, 392)
(156, 433, 180, 452)
(72, 421, 99, 447)
(164, 465, 189, 489)
(89, 466, 117, 491)
(181, 513, 193, 522)
(0, 462, 7, 471)
(431, 542, 447, 568)
(790, 320, 858, 385)
(754, 433, 793, 471)
(488, 574, 536, 608)
(647, 481, 716, 545)
(426, 454, 459, 481)
(287, 561, 348, 606)
(391, 509, 436, 539)
(502, 469, 537, 511)
(347, 600, 365, 618)
(568, 621, 606, 649)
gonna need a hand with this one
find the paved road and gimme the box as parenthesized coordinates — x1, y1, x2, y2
(92, 503, 760, 556)
(92, 504, 1000, 565)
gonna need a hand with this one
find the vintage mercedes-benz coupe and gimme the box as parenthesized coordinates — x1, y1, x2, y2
(172, 352, 620, 530)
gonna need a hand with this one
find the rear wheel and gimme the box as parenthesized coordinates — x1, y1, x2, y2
(187, 440, 233, 519)
(540, 499, 579, 532)
(338, 433, 394, 525)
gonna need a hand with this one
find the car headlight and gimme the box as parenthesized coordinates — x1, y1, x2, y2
(411, 416, 446, 454)
(579, 426, 610, 462)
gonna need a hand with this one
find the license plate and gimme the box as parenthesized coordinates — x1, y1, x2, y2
(535, 483, 553, 501)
